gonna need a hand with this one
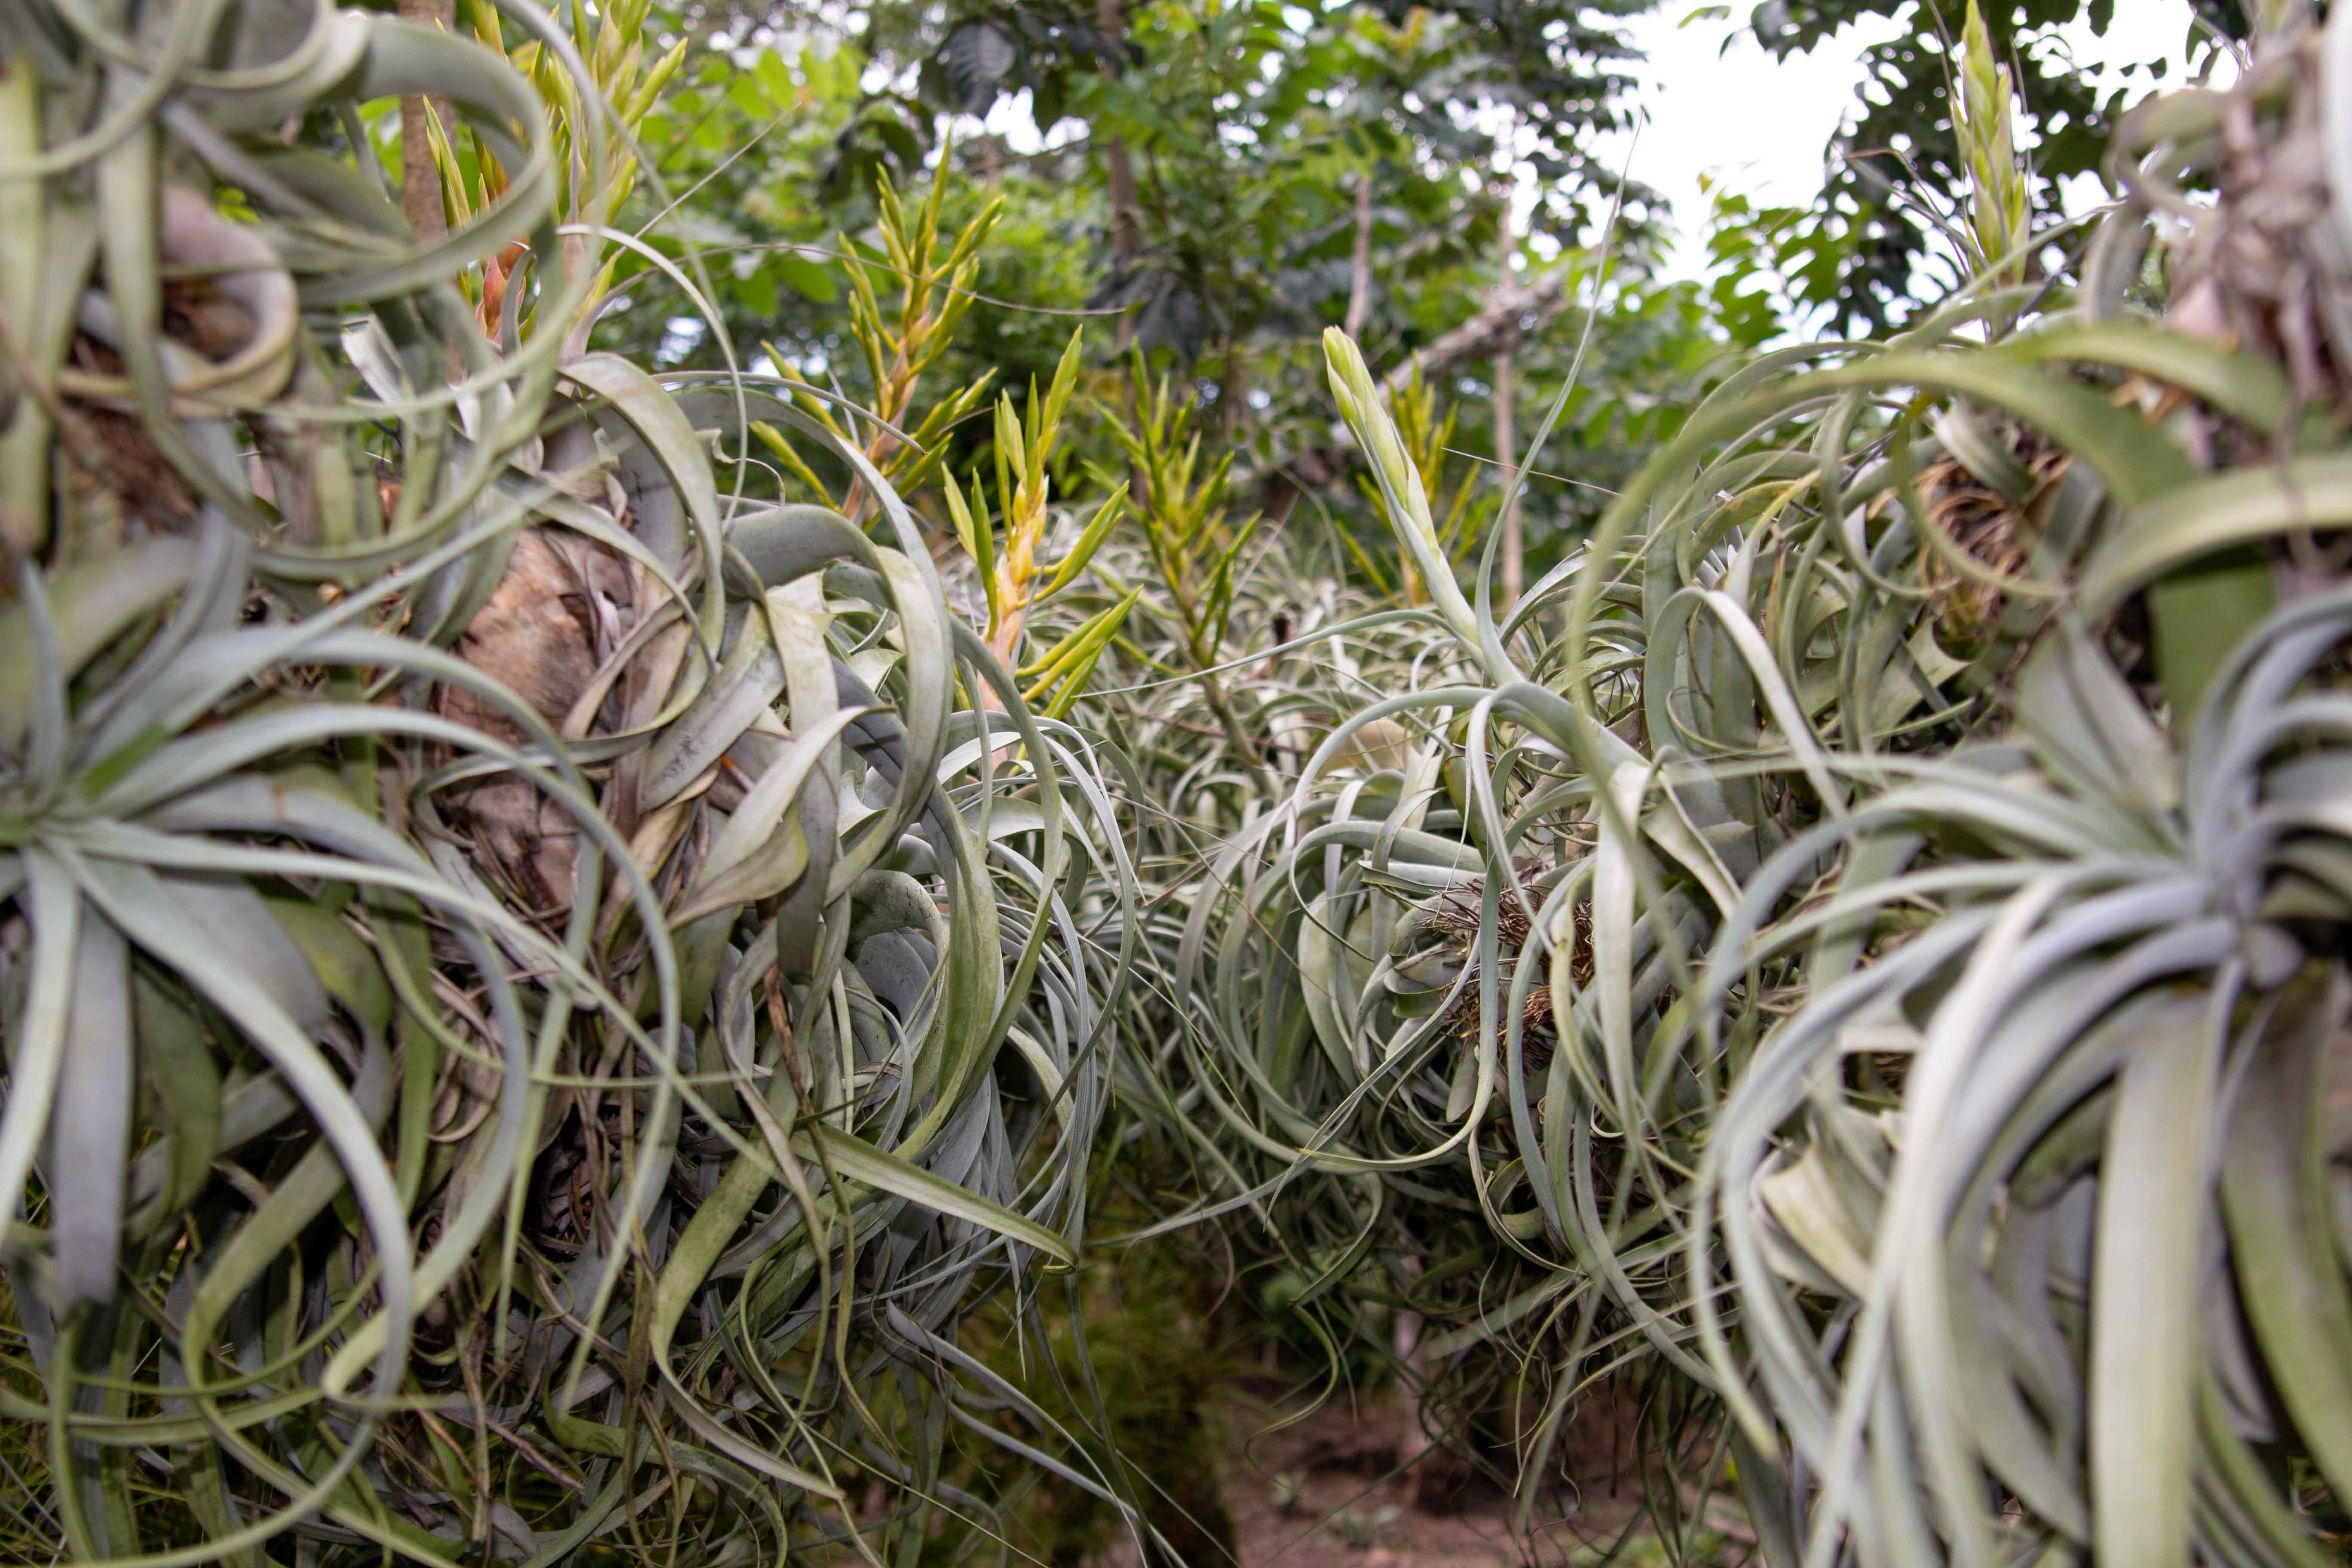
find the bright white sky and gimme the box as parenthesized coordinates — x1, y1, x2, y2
(1602, 2, 2224, 278)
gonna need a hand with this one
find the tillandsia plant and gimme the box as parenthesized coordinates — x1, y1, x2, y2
(0, 0, 611, 1557)
(1081, 351, 1274, 774)
(941, 329, 1139, 714)
(0, 0, 1154, 1562)
(430, 0, 686, 343)
(751, 164, 1002, 522)
(1097, 349, 1262, 679)
(1680, 9, 2352, 1564)
(1953, 0, 2034, 301)
(1342, 356, 1488, 608)
(1693, 603, 2352, 1568)
(1158, 5, 2352, 1557)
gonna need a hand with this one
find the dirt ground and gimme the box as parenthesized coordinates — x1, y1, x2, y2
(1094, 1387, 1753, 1568)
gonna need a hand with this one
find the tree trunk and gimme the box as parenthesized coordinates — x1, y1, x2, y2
(1095, 0, 1143, 267)
(1220, 346, 1246, 443)
(397, 0, 452, 245)
(1344, 166, 1374, 340)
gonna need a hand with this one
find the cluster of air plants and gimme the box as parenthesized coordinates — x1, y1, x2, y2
(1127, 3, 2352, 1563)
(33, 0, 2352, 1564)
(0, 1, 1161, 1562)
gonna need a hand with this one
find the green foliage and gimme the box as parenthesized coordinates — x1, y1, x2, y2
(865, 0, 1657, 346)
(594, 27, 907, 363)
(1355, 0, 1664, 250)
(587, 0, 1730, 605)
(1746, 0, 2215, 334)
